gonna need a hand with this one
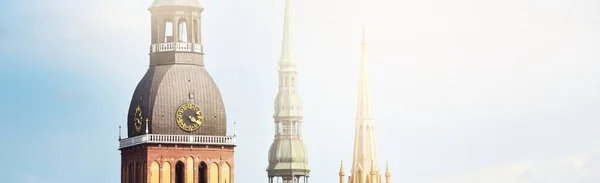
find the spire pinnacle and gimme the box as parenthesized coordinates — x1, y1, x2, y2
(361, 24, 366, 44)
(356, 25, 372, 119)
(340, 161, 345, 173)
(279, 0, 296, 65)
(386, 161, 389, 173)
(350, 26, 379, 183)
(385, 161, 391, 178)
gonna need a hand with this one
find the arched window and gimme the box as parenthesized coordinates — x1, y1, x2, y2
(164, 21, 174, 42)
(176, 161, 185, 183)
(162, 162, 172, 183)
(150, 161, 160, 183)
(178, 18, 188, 42)
(221, 163, 231, 183)
(199, 162, 208, 183)
(209, 163, 219, 183)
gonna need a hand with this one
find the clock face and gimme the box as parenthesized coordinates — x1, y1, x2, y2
(176, 103, 204, 132)
(133, 105, 143, 133)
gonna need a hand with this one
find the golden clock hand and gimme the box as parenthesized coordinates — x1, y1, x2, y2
(189, 116, 202, 125)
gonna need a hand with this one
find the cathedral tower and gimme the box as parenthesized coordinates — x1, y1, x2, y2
(341, 27, 391, 183)
(266, 0, 310, 182)
(119, 1, 236, 183)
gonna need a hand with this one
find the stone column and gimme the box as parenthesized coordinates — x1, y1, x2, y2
(171, 163, 176, 183)
(173, 16, 179, 43)
(159, 162, 163, 183)
(194, 161, 200, 183)
(229, 160, 234, 183)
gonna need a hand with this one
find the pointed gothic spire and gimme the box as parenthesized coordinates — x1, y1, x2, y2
(350, 26, 380, 183)
(385, 161, 391, 183)
(385, 161, 391, 177)
(339, 161, 345, 183)
(356, 25, 372, 119)
(279, 0, 296, 65)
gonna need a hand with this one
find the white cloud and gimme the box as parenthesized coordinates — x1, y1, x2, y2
(423, 149, 600, 183)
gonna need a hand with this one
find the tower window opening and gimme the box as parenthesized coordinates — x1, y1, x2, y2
(176, 161, 185, 183)
(278, 123, 284, 135)
(164, 21, 174, 42)
(178, 18, 189, 43)
(199, 162, 207, 183)
(282, 123, 289, 135)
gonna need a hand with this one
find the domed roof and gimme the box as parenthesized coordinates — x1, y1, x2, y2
(127, 64, 227, 137)
(267, 139, 310, 176)
(150, 0, 203, 8)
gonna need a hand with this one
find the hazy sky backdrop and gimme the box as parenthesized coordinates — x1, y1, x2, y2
(0, 0, 599, 182)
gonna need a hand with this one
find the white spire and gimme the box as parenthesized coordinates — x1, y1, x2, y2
(279, 0, 296, 66)
(356, 25, 372, 119)
(350, 26, 380, 183)
(273, 0, 301, 118)
(267, 0, 310, 178)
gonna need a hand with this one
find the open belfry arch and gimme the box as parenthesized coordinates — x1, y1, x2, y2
(119, 0, 236, 183)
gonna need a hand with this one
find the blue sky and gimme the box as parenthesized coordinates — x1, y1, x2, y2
(1, 0, 600, 182)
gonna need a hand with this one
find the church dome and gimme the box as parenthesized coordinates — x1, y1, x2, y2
(267, 139, 310, 176)
(126, 64, 227, 137)
(150, 0, 203, 8)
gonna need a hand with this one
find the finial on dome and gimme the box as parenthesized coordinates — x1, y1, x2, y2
(118, 125, 122, 140)
(145, 118, 149, 134)
(233, 120, 237, 136)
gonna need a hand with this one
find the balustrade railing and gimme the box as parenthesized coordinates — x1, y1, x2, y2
(119, 134, 236, 149)
(150, 42, 203, 53)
